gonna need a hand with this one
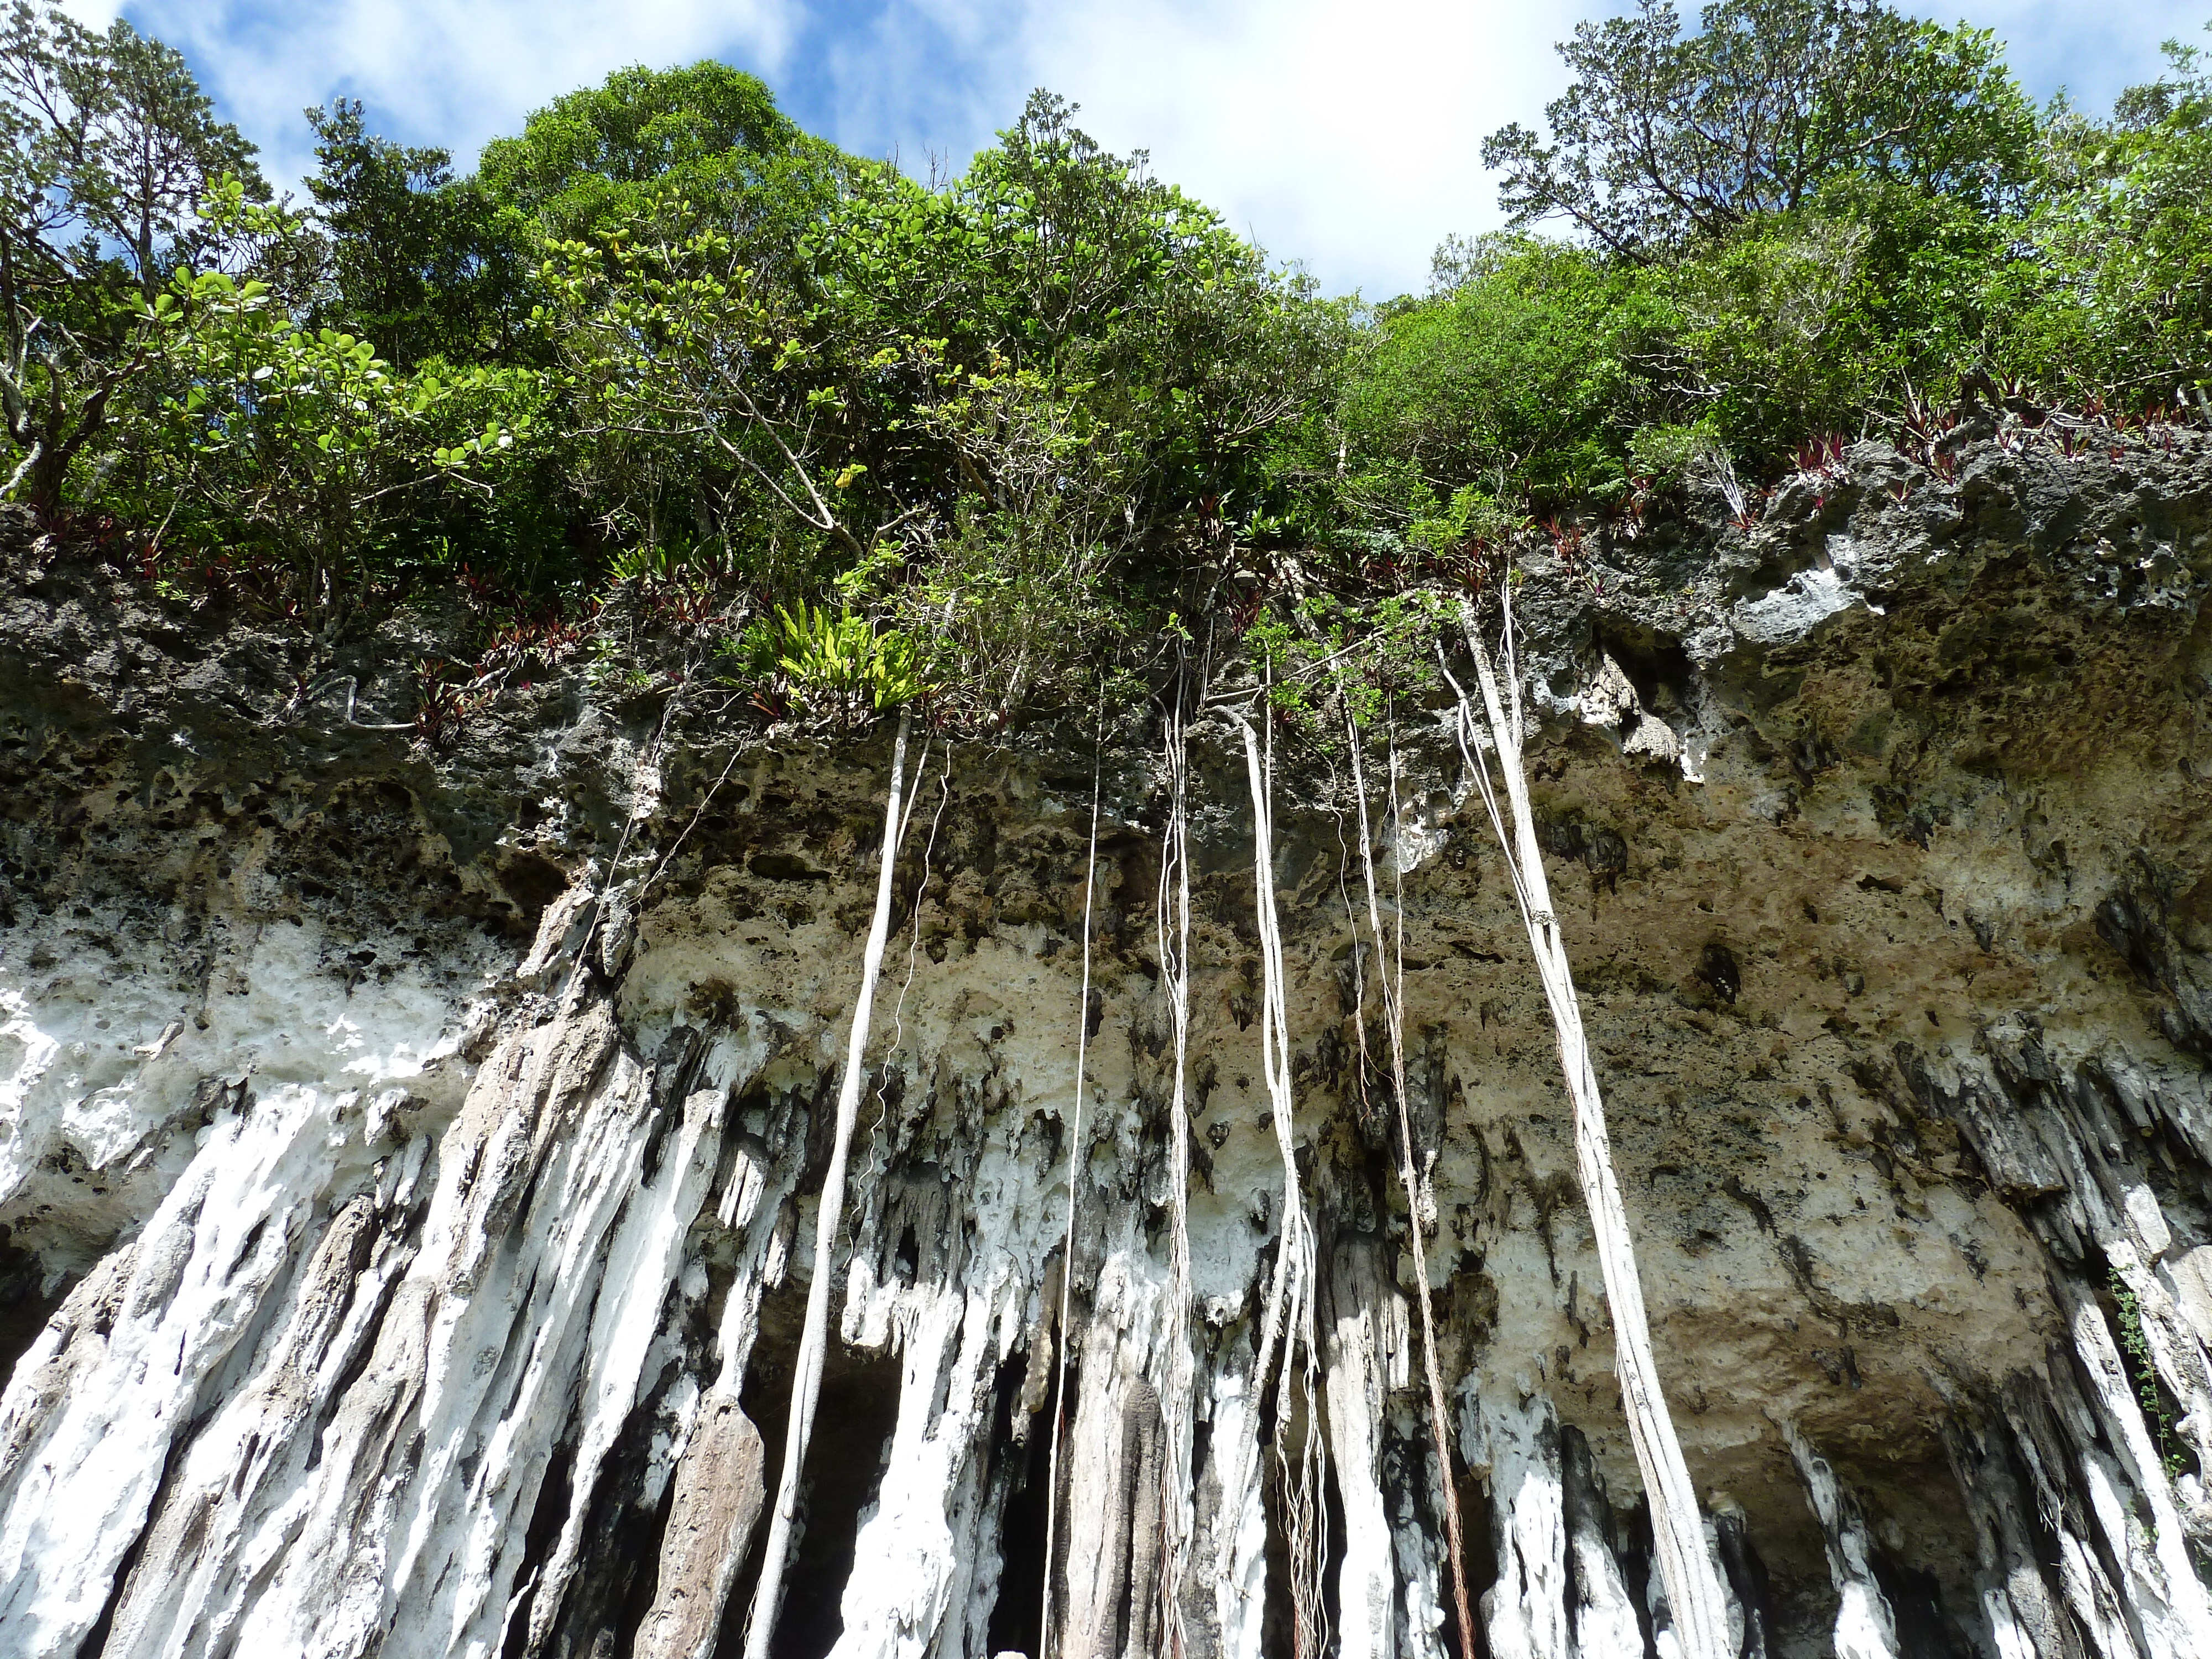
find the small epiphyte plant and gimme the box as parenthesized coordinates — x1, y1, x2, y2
(2111, 1267, 2188, 1480)
(756, 599, 926, 721)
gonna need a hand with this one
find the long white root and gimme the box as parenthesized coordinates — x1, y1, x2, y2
(1442, 596, 1732, 1659)
(1342, 706, 1478, 1658)
(1230, 708, 1329, 1653)
(742, 704, 916, 1659)
(1154, 700, 1198, 1652)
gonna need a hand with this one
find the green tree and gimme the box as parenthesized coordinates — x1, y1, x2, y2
(132, 184, 538, 611)
(1660, 212, 1888, 444)
(0, 0, 263, 506)
(542, 213, 863, 589)
(1342, 236, 1649, 513)
(304, 99, 531, 368)
(816, 95, 1344, 560)
(1995, 27, 2212, 403)
(541, 89, 1342, 707)
(476, 60, 836, 253)
(1483, 0, 2036, 258)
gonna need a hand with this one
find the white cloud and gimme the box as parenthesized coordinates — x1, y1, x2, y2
(1014, 0, 1582, 294)
(77, 0, 2212, 301)
(1956, 0, 2208, 113)
(942, 0, 2211, 295)
(813, 0, 2206, 295)
(111, 0, 797, 205)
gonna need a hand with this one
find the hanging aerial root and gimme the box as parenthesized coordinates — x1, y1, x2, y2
(862, 751, 950, 1190)
(742, 705, 916, 1659)
(1440, 596, 1733, 1659)
(561, 687, 686, 1010)
(1341, 703, 1478, 1659)
(1152, 698, 1198, 1652)
(1229, 706, 1330, 1652)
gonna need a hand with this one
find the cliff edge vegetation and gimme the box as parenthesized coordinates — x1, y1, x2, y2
(2, 0, 2211, 732)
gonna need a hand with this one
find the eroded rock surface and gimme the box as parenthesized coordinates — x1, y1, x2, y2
(4, 436, 2212, 1657)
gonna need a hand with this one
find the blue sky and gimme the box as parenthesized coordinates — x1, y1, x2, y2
(66, 0, 2212, 299)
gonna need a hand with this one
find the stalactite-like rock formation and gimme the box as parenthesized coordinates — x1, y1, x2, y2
(5, 435, 2212, 1657)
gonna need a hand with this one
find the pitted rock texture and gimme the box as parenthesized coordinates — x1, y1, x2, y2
(2, 434, 2211, 1658)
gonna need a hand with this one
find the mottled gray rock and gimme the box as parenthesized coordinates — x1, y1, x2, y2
(4, 432, 2212, 1656)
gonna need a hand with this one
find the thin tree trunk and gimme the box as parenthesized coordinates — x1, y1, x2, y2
(743, 705, 914, 1659)
(1443, 598, 1733, 1659)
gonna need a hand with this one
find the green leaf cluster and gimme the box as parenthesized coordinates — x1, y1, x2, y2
(1338, 11, 2212, 533)
(8, 0, 2212, 732)
(756, 598, 927, 722)
(0, 0, 265, 508)
(112, 184, 544, 609)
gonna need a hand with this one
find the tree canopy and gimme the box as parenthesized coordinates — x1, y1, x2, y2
(475, 60, 830, 247)
(1482, 0, 2038, 257)
(0, 0, 264, 504)
(304, 99, 530, 367)
(0, 0, 2207, 729)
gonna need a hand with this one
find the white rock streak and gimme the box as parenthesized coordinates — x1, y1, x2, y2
(1780, 1418, 1899, 1659)
(7, 724, 2212, 1659)
(1479, 1394, 1573, 1659)
(1326, 1239, 1410, 1659)
(832, 1263, 1020, 1659)
(0, 1076, 395, 1653)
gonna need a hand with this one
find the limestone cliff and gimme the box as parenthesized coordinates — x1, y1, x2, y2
(4, 432, 2212, 1659)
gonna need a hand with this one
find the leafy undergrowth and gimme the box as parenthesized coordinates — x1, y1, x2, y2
(8, 0, 2212, 743)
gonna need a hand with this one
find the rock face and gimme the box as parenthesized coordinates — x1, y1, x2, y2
(3, 433, 2212, 1658)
